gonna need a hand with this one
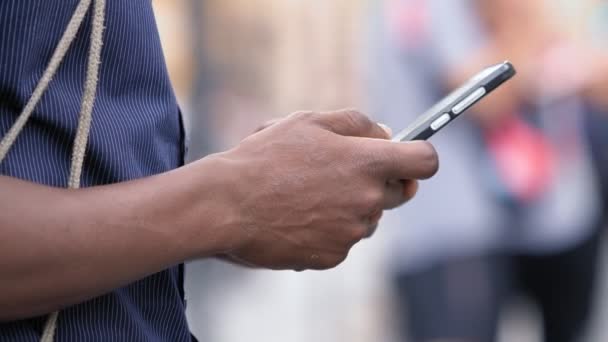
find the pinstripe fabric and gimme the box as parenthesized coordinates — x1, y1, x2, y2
(0, 1, 192, 341)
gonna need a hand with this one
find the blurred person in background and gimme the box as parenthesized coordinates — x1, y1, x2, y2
(578, 0, 608, 228)
(370, 0, 608, 341)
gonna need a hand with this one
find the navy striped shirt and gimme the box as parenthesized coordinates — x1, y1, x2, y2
(0, 1, 192, 341)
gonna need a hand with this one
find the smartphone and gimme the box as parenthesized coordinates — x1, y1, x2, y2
(392, 61, 516, 142)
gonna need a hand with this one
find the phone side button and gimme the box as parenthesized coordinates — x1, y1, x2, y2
(453, 87, 486, 114)
(430, 113, 451, 131)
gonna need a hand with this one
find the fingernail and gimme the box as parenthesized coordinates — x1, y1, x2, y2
(378, 123, 393, 137)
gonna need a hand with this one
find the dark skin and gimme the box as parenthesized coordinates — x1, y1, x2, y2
(0, 109, 438, 321)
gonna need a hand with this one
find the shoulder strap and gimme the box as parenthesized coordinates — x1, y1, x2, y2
(0, 0, 106, 340)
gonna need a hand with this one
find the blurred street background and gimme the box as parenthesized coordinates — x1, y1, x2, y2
(152, 1, 608, 341)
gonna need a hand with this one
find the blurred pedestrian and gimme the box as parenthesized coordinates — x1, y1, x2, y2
(371, 1, 607, 341)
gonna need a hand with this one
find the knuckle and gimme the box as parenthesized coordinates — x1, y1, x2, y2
(306, 254, 334, 270)
(362, 188, 384, 209)
(255, 118, 282, 133)
(324, 253, 348, 269)
(291, 111, 317, 122)
(342, 109, 373, 132)
(348, 225, 369, 242)
(402, 179, 419, 201)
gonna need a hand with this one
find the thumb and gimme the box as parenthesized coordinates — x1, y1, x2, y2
(377, 123, 393, 138)
(316, 109, 390, 139)
(254, 118, 283, 133)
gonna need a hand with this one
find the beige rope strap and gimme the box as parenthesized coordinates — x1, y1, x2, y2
(0, 0, 89, 163)
(68, 0, 106, 190)
(0, 0, 106, 341)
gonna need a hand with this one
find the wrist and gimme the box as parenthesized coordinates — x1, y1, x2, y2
(168, 152, 247, 259)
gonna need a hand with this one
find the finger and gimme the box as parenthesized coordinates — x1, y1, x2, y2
(366, 223, 379, 238)
(217, 254, 259, 268)
(368, 209, 383, 224)
(377, 123, 393, 137)
(364, 210, 383, 238)
(402, 179, 419, 202)
(381, 179, 419, 209)
(362, 140, 439, 180)
(315, 109, 390, 139)
(382, 180, 408, 209)
(307, 252, 349, 271)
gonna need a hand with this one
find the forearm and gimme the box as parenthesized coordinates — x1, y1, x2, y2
(0, 155, 234, 321)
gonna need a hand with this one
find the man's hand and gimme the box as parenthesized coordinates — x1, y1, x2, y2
(214, 110, 438, 270)
(0, 110, 437, 320)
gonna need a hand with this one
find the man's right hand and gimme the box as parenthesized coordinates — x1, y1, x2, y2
(212, 110, 439, 271)
(0, 109, 438, 320)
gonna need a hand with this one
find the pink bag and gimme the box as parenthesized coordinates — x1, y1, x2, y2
(485, 115, 556, 202)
